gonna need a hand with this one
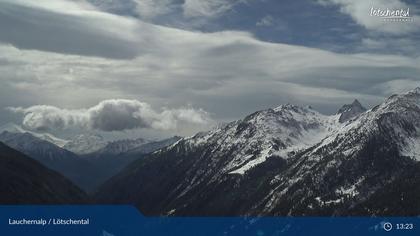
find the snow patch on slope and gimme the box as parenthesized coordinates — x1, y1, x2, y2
(183, 105, 345, 175)
(401, 136, 420, 161)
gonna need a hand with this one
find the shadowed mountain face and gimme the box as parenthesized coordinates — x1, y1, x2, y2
(348, 162, 420, 216)
(0, 142, 87, 204)
(0, 131, 182, 193)
(95, 88, 420, 216)
(81, 136, 183, 191)
(0, 131, 101, 192)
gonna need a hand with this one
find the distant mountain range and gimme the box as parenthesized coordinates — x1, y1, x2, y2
(95, 88, 420, 216)
(0, 131, 98, 191)
(0, 126, 181, 192)
(0, 123, 69, 147)
(63, 134, 108, 155)
(0, 142, 87, 204)
(82, 136, 182, 189)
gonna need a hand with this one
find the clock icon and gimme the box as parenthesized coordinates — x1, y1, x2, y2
(383, 222, 393, 232)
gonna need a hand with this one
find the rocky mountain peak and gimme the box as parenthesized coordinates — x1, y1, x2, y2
(337, 99, 366, 123)
(95, 88, 420, 216)
(273, 103, 314, 113)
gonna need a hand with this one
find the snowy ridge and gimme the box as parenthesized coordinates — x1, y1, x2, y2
(180, 104, 341, 175)
(64, 134, 107, 155)
(259, 88, 420, 214)
(337, 99, 366, 123)
(165, 88, 420, 211)
(0, 123, 69, 147)
(0, 122, 179, 156)
(96, 88, 420, 216)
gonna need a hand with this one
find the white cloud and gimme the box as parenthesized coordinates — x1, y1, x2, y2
(256, 15, 275, 27)
(370, 79, 420, 96)
(9, 100, 211, 132)
(86, 0, 177, 19)
(317, 0, 419, 34)
(83, 0, 243, 24)
(256, 15, 288, 31)
(134, 0, 175, 19)
(182, 0, 241, 18)
(358, 37, 419, 56)
(361, 38, 387, 49)
(0, 0, 419, 132)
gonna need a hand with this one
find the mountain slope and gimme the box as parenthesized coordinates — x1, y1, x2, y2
(83, 136, 182, 190)
(0, 129, 181, 192)
(0, 131, 100, 192)
(349, 162, 420, 216)
(0, 142, 87, 204)
(125, 136, 182, 155)
(96, 88, 420, 216)
(95, 105, 336, 215)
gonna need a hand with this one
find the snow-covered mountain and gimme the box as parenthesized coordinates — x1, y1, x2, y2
(0, 123, 69, 147)
(0, 122, 182, 191)
(94, 138, 150, 156)
(127, 136, 182, 155)
(0, 123, 179, 156)
(94, 136, 182, 156)
(63, 134, 107, 155)
(0, 131, 75, 162)
(0, 131, 98, 191)
(96, 88, 420, 216)
(336, 99, 366, 123)
(172, 104, 338, 175)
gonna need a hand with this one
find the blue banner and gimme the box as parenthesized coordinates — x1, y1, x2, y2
(0, 206, 418, 236)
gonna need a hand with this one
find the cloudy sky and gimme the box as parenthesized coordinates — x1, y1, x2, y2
(0, 0, 419, 139)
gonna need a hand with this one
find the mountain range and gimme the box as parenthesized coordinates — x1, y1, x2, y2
(2, 88, 420, 216)
(95, 88, 420, 216)
(0, 142, 87, 204)
(0, 126, 181, 192)
(63, 134, 108, 155)
(82, 136, 182, 189)
(0, 131, 98, 191)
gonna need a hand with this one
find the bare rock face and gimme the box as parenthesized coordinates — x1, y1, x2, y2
(337, 99, 366, 123)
